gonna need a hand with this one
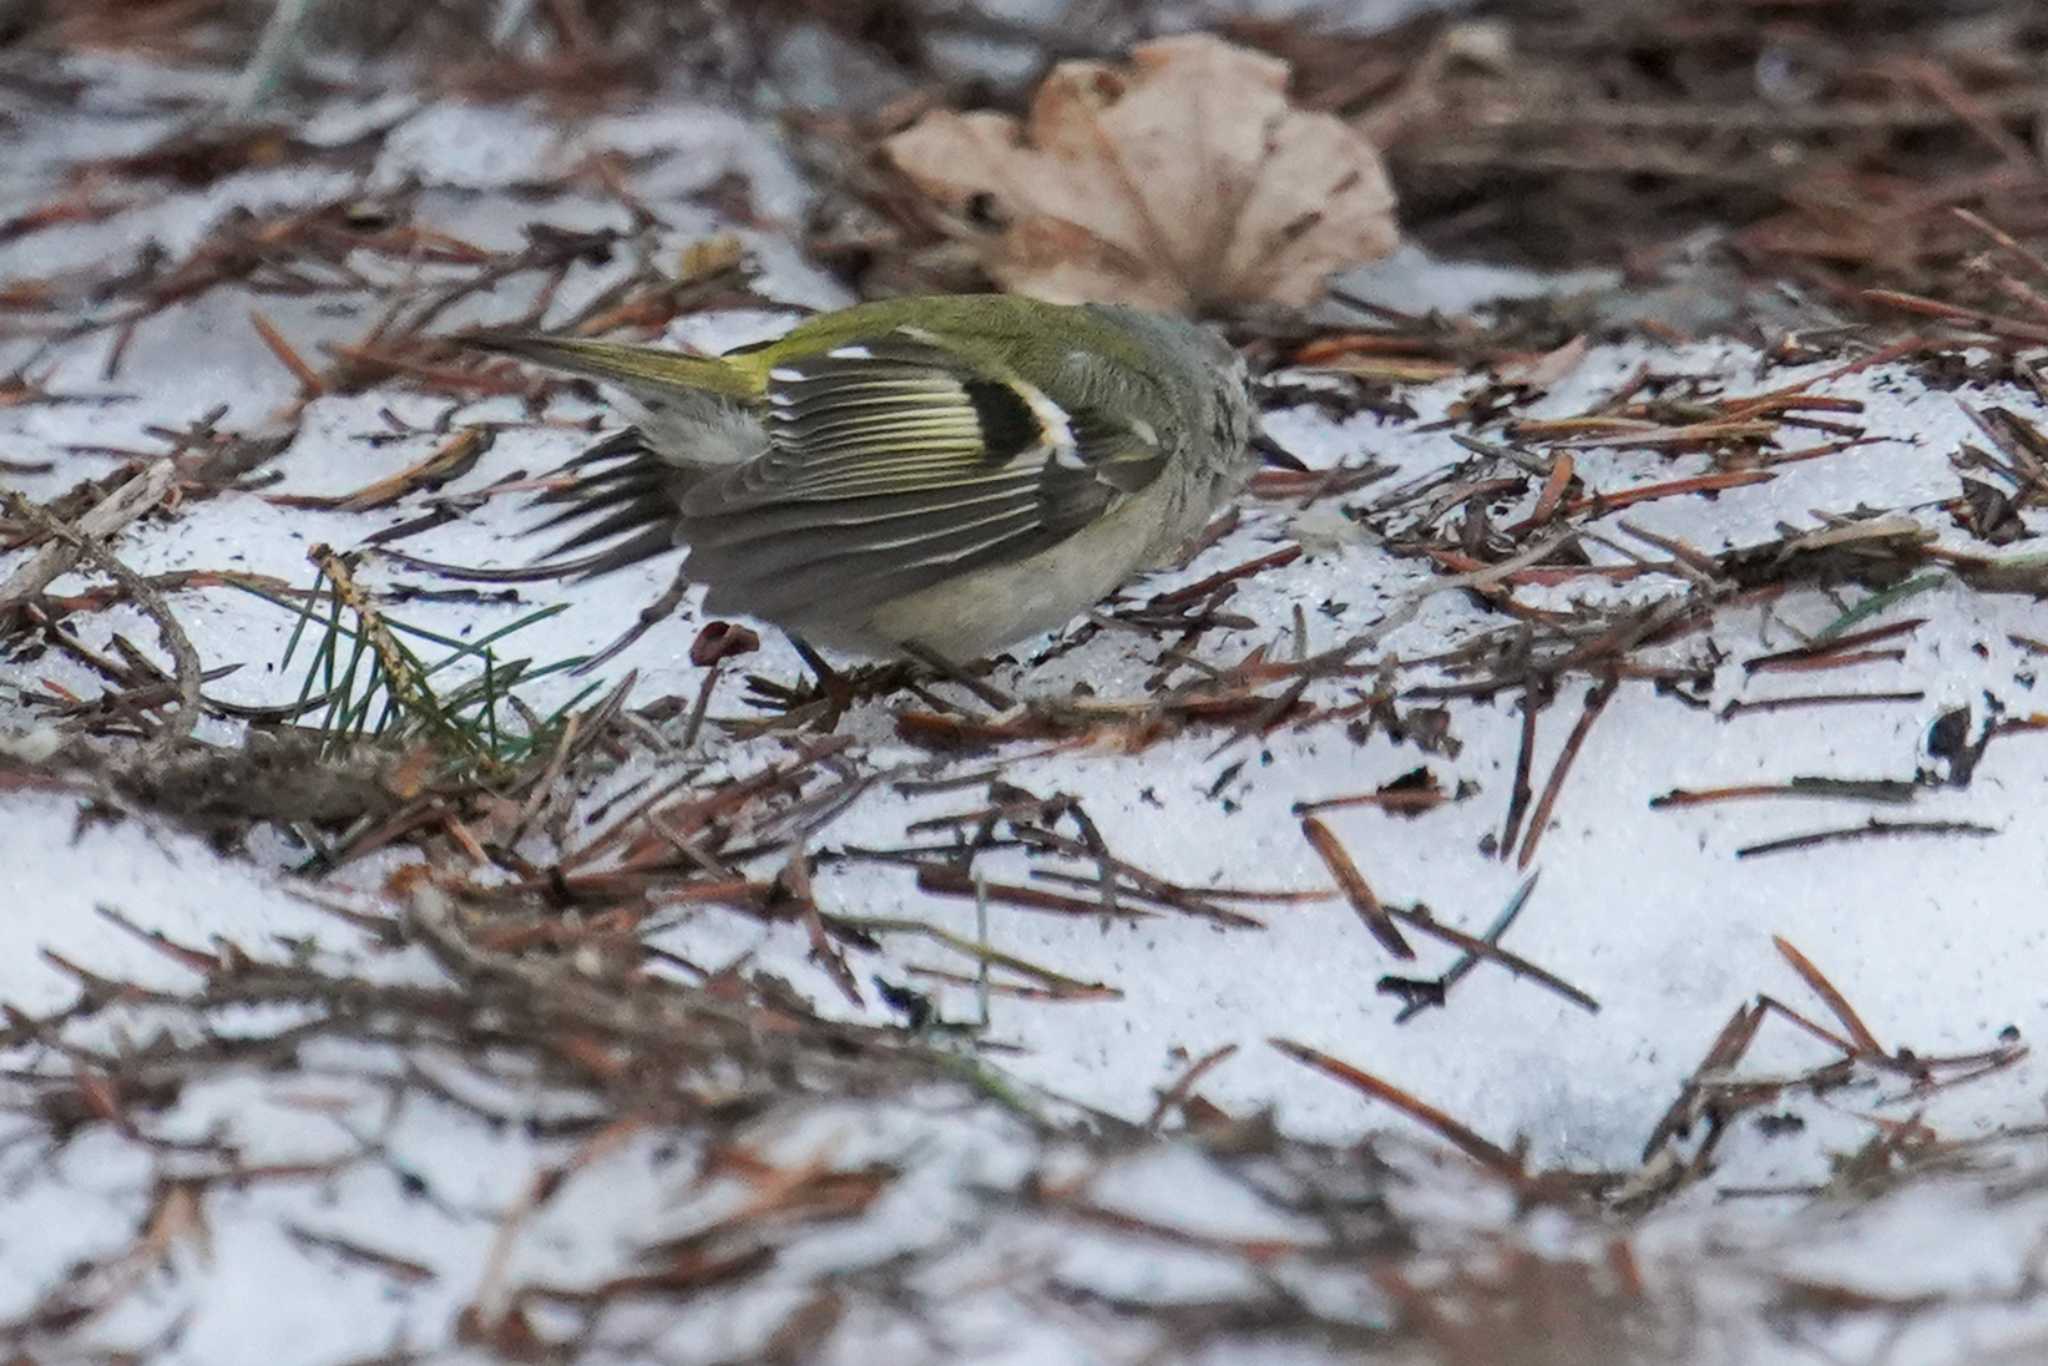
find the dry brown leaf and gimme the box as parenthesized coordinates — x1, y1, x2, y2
(1499, 334, 1590, 389)
(882, 33, 1399, 315)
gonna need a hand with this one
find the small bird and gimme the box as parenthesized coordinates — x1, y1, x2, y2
(470, 294, 1261, 662)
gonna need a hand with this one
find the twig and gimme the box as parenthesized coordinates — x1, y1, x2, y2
(1383, 902, 1599, 1015)
(1299, 817, 1413, 959)
(1517, 675, 1618, 869)
(0, 462, 175, 610)
(4, 481, 201, 747)
(1736, 819, 1999, 859)
(1497, 684, 1542, 860)
(1742, 619, 1925, 673)
(1721, 690, 1923, 719)
(1773, 937, 1884, 1057)
(1272, 1038, 1525, 1182)
(1395, 874, 1540, 1025)
(1146, 1043, 1239, 1132)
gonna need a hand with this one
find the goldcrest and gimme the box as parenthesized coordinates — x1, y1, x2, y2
(472, 294, 1259, 661)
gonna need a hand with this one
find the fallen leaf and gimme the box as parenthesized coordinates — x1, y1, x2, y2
(1498, 334, 1589, 389)
(883, 33, 1399, 314)
(691, 620, 761, 666)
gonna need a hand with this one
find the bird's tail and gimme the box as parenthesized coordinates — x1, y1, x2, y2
(370, 430, 692, 584)
(520, 428, 701, 577)
(465, 331, 760, 403)
(464, 331, 772, 579)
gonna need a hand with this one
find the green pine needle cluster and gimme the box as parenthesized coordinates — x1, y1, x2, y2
(238, 549, 601, 780)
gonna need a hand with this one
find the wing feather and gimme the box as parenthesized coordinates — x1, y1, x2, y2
(677, 326, 1171, 627)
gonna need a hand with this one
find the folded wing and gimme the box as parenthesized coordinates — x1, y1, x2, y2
(679, 329, 1168, 623)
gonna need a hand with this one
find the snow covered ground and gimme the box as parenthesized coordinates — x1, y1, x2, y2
(6, 39, 2048, 1366)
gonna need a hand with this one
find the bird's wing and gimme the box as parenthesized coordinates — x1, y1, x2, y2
(678, 328, 1168, 626)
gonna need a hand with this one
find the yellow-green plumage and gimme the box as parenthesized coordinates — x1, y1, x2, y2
(469, 295, 1254, 660)
(476, 296, 1164, 403)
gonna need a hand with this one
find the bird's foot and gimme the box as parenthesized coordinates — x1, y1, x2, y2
(738, 639, 919, 732)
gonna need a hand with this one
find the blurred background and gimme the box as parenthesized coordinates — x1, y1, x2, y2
(8, 0, 2045, 292)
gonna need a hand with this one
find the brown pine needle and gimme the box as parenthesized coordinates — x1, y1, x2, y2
(1147, 1043, 1240, 1132)
(248, 309, 325, 397)
(1384, 902, 1599, 1014)
(1863, 288, 2048, 344)
(1299, 816, 1413, 959)
(1722, 690, 1924, 720)
(1517, 676, 1618, 869)
(1772, 936, 1884, 1057)
(1743, 619, 1925, 672)
(1272, 1038, 1523, 1181)
(1736, 818, 1997, 858)
(915, 866, 1154, 921)
(1565, 469, 1774, 517)
(1650, 778, 1917, 808)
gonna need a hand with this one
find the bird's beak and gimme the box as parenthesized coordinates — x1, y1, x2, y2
(1251, 430, 1311, 472)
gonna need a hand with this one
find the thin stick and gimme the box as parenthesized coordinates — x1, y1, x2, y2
(4, 483, 201, 748)
(1384, 902, 1598, 1014)
(1272, 1038, 1524, 1181)
(1517, 675, 1617, 868)
(1498, 684, 1541, 861)
(1773, 936, 1883, 1057)
(899, 639, 1014, 711)
(1300, 817, 1413, 959)
(1395, 874, 1540, 1024)
(0, 462, 175, 611)
(1146, 1044, 1239, 1132)
(1736, 819, 1998, 859)
(1722, 690, 1925, 719)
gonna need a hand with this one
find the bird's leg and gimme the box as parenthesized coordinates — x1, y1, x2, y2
(783, 636, 913, 726)
(897, 640, 1015, 712)
(741, 638, 944, 731)
(786, 635, 857, 726)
